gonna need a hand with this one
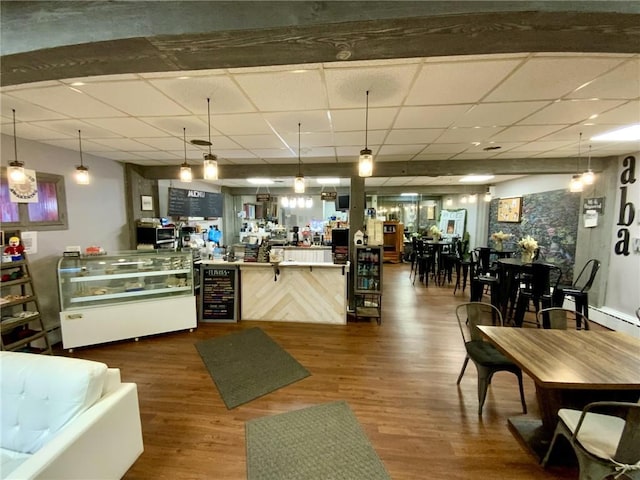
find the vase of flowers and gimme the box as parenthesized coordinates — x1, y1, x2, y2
(518, 235, 538, 263)
(490, 231, 512, 252)
(429, 225, 443, 242)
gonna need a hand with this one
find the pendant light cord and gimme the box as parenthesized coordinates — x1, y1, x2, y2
(577, 131, 582, 173)
(365, 90, 369, 149)
(207, 97, 212, 156)
(297, 122, 301, 176)
(12, 109, 18, 162)
(183, 127, 187, 163)
(78, 130, 84, 166)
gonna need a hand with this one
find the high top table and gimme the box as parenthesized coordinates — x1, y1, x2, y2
(478, 326, 640, 459)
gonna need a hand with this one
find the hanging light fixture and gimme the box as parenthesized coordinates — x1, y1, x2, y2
(294, 122, 305, 193)
(469, 193, 477, 204)
(203, 97, 218, 180)
(180, 128, 193, 182)
(358, 90, 373, 177)
(460, 195, 468, 204)
(74, 130, 90, 185)
(582, 144, 595, 185)
(483, 187, 493, 202)
(8, 109, 26, 185)
(569, 132, 583, 193)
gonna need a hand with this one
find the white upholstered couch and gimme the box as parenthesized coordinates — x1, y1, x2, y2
(0, 351, 143, 479)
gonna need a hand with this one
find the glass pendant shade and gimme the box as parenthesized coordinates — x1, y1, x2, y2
(294, 174, 305, 193)
(358, 148, 373, 177)
(75, 165, 90, 185)
(469, 194, 477, 204)
(569, 175, 583, 193)
(203, 154, 218, 180)
(180, 162, 193, 182)
(582, 170, 595, 185)
(460, 195, 468, 204)
(484, 192, 492, 202)
(8, 161, 26, 184)
(305, 197, 313, 208)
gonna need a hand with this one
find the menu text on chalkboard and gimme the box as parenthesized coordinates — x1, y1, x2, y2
(200, 266, 238, 322)
(168, 187, 223, 218)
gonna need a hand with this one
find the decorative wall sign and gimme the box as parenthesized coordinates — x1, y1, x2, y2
(438, 209, 466, 237)
(8, 169, 38, 203)
(583, 197, 605, 214)
(141, 195, 153, 211)
(497, 197, 523, 222)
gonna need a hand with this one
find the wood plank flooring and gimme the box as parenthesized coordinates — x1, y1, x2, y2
(58, 263, 583, 479)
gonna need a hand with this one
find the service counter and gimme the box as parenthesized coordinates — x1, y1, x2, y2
(198, 260, 349, 325)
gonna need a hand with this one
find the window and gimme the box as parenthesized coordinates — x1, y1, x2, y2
(1, 170, 68, 231)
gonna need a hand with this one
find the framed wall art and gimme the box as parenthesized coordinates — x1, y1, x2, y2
(497, 197, 522, 223)
(141, 195, 153, 211)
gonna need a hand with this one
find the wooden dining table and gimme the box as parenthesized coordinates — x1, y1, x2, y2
(478, 326, 640, 459)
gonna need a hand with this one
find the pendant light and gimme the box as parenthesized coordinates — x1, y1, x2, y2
(358, 90, 373, 177)
(569, 132, 583, 193)
(483, 187, 493, 202)
(8, 109, 26, 184)
(180, 127, 192, 182)
(203, 97, 218, 180)
(74, 130, 90, 185)
(582, 144, 595, 185)
(294, 122, 305, 193)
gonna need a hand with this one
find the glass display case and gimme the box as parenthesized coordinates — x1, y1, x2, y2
(57, 250, 196, 350)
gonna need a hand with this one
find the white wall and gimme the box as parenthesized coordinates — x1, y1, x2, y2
(1, 134, 128, 337)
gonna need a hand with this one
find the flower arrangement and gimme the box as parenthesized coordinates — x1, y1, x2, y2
(518, 235, 538, 253)
(491, 231, 512, 242)
(429, 225, 443, 238)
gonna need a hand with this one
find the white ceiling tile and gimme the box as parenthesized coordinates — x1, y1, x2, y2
(412, 153, 455, 161)
(567, 58, 640, 100)
(485, 56, 627, 101)
(213, 149, 256, 159)
(232, 134, 288, 150)
(43, 138, 112, 152)
(1, 122, 73, 140)
(449, 152, 495, 160)
(336, 145, 380, 157)
(7, 85, 127, 118)
(519, 99, 625, 125)
(135, 137, 185, 149)
(505, 141, 576, 153)
(94, 151, 148, 161)
(90, 138, 158, 151)
(539, 124, 622, 143)
(324, 64, 420, 108)
(590, 101, 640, 125)
(394, 105, 471, 129)
(378, 144, 426, 155)
(30, 119, 122, 139)
(334, 130, 386, 146)
(61, 73, 141, 84)
(208, 113, 272, 135)
(281, 132, 335, 149)
(77, 81, 191, 116)
(1, 94, 70, 121)
(148, 75, 255, 114)
(138, 116, 208, 138)
(454, 101, 550, 127)
(421, 143, 471, 154)
(330, 107, 397, 131)
(489, 125, 564, 142)
(437, 126, 503, 143)
(132, 150, 182, 160)
(235, 69, 327, 111)
(406, 59, 522, 105)
(84, 117, 169, 137)
(384, 129, 442, 144)
(265, 111, 332, 134)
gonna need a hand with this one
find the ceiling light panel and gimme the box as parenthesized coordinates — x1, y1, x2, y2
(485, 56, 626, 101)
(405, 59, 522, 105)
(234, 69, 327, 111)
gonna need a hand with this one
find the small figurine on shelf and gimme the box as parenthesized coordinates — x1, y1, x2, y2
(4, 236, 25, 261)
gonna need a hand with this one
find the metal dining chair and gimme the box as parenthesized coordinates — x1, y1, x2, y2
(541, 401, 640, 480)
(455, 302, 527, 416)
(513, 263, 563, 327)
(552, 259, 600, 329)
(536, 307, 590, 330)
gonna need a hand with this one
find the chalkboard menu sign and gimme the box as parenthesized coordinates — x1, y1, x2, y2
(168, 187, 223, 218)
(200, 266, 238, 322)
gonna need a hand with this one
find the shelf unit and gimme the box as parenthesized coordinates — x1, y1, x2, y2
(1, 254, 52, 354)
(57, 250, 197, 350)
(383, 221, 404, 263)
(354, 246, 383, 324)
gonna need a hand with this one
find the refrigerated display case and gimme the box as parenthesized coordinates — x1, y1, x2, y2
(354, 246, 383, 324)
(57, 250, 196, 350)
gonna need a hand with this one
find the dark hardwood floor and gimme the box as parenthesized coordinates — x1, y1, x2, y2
(58, 263, 583, 479)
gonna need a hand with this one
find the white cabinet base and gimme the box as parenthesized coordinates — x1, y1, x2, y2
(60, 296, 196, 349)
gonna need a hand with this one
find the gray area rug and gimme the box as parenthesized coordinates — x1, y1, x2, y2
(246, 401, 391, 480)
(195, 327, 310, 409)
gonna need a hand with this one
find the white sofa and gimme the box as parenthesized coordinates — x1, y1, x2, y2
(0, 352, 143, 479)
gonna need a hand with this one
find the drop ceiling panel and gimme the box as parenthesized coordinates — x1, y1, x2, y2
(132, 150, 182, 160)
(334, 130, 386, 146)
(90, 138, 158, 151)
(1, 94, 70, 121)
(135, 136, 188, 150)
(485, 56, 627, 101)
(324, 64, 420, 108)
(246, 148, 292, 159)
(489, 125, 565, 142)
(437, 126, 503, 143)
(280, 132, 335, 149)
(208, 113, 273, 135)
(235, 69, 327, 112)
(0, 122, 73, 140)
(8, 86, 127, 118)
(77, 81, 191, 116)
(231, 134, 287, 150)
(84, 117, 169, 137)
(138, 116, 208, 138)
(420, 143, 471, 154)
(519, 99, 625, 125)
(148, 75, 255, 114)
(385, 129, 442, 144)
(405, 59, 522, 105)
(265, 111, 332, 134)
(377, 144, 426, 156)
(31, 119, 121, 139)
(453, 101, 550, 127)
(566, 59, 640, 100)
(95, 151, 149, 161)
(590, 101, 640, 125)
(330, 107, 398, 131)
(395, 105, 471, 129)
